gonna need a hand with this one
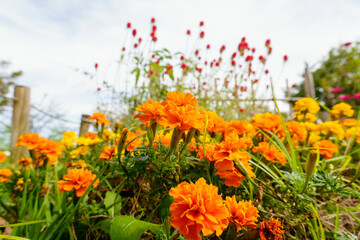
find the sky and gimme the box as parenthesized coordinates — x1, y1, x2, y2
(1, 0, 360, 135)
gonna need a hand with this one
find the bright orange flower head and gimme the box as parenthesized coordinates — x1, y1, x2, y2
(17, 157, 33, 168)
(259, 218, 285, 240)
(285, 121, 307, 142)
(313, 140, 339, 159)
(294, 97, 320, 114)
(166, 91, 198, 107)
(253, 142, 286, 165)
(89, 112, 110, 125)
(16, 133, 46, 150)
(158, 105, 204, 131)
(225, 196, 259, 231)
(37, 139, 63, 165)
(0, 151, 6, 163)
(72, 160, 87, 169)
(99, 146, 116, 161)
(251, 113, 284, 136)
(227, 120, 256, 137)
(58, 168, 99, 197)
(0, 169, 12, 183)
(134, 98, 166, 123)
(169, 178, 229, 240)
(122, 130, 143, 152)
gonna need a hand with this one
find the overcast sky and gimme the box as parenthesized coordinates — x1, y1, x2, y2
(1, 0, 359, 134)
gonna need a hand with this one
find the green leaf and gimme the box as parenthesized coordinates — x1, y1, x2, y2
(159, 195, 173, 221)
(110, 215, 166, 240)
(104, 192, 121, 218)
(0, 235, 30, 240)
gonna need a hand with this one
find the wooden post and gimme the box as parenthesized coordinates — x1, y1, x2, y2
(10, 86, 31, 162)
(79, 114, 91, 136)
(285, 79, 293, 114)
(304, 64, 316, 98)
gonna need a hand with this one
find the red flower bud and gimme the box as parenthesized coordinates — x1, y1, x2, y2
(167, 65, 173, 70)
(94, 63, 98, 69)
(206, 44, 210, 49)
(200, 21, 204, 26)
(186, 29, 191, 35)
(200, 31, 205, 38)
(195, 49, 199, 55)
(97, 87, 101, 91)
(132, 29, 137, 37)
(149, 70, 154, 75)
(152, 36, 157, 42)
(220, 45, 226, 53)
(204, 61, 208, 65)
(231, 60, 236, 66)
(292, 84, 297, 88)
(283, 55, 288, 61)
(232, 52, 237, 58)
(151, 18, 155, 23)
(152, 25, 157, 31)
(265, 39, 271, 47)
(126, 22, 131, 28)
(215, 62, 220, 67)
(134, 43, 138, 48)
(344, 42, 351, 46)
(122, 47, 126, 51)
(138, 38, 142, 43)
(265, 69, 269, 74)
(180, 56, 184, 60)
(268, 47, 272, 55)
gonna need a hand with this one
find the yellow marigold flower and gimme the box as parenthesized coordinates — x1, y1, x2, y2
(259, 218, 285, 240)
(99, 146, 116, 161)
(14, 178, 26, 191)
(225, 196, 259, 231)
(102, 129, 116, 141)
(206, 111, 226, 133)
(318, 121, 345, 140)
(342, 119, 358, 128)
(295, 112, 318, 122)
(294, 97, 320, 114)
(313, 140, 339, 159)
(166, 91, 198, 107)
(89, 112, 110, 125)
(75, 133, 103, 145)
(330, 102, 354, 119)
(58, 168, 99, 197)
(17, 157, 33, 168)
(61, 131, 76, 147)
(72, 160, 87, 168)
(70, 146, 90, 159)
(0, 169, 12, 183)
(0, 151, 6, 163)
(346, 127, 360, 143)
(169, 178, 229, 240)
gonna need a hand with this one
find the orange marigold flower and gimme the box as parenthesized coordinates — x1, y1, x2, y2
(252, 142, 286, 165)
(166, 91, 198, 107)
(169, 178, 229, 240)
(313, 140, 339, 159)
(122, 130, 143, 152)
(134, 98, 165, 123)
(225, 196, 259, 231)
(285, 121, 307, 142)
(58, 168, 99, 197)
(0, 151, 6, 163)
(37, 139, 63, 165)
(17, 157, 33, 168)
(0, 168, 12, 183)
(89, 112, 110, 125)
(227, 120, 256, 137)
(251, 113, 284, 137)
(99, 146, 116, 161)
(197, 144, 216, 162)
(259, 218, 285, 240)
(206, 111, 226, 133)
(158, 105, 204, 131)
(72, 160, 87, 168)
(16, 133, 46, 150)
(216, 158, 255, 187)
(342, 119, 358, 127)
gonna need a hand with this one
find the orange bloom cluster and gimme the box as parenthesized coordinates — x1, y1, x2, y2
(285, 121, 307, 142)
(134, 98, 165, 123)
(99, 146, 116, 161)
(17, 157, 33, 168)
(0, 151, 6, 163)
(313, 140, 339, 159)
(252, 142, 286, 165)
(58, 168, 99, 197)
(16, 133, 63, 165)
(225, 196, 259, 232)
(0, 169, 12, 183)
(259, 218, 285, 240)
(123, 130, 143, 151)
(211, 133, 255, 187)
(251, 113, 284, 137)
(89, 112, 110, 125)
(169, 178, 229, 240)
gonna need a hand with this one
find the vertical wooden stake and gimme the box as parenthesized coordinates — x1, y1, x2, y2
(79, 114, 91, 136)
(286, 79, 293, 114)
(304, 64, 316, 98)
(10, 86, 31, 162)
